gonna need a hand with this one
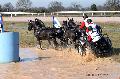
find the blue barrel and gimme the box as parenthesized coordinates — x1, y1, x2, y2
(0, 32, 20, 63)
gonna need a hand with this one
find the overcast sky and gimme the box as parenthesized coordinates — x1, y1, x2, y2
(0, 0, 106, 8)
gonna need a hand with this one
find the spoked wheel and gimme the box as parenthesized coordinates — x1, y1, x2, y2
(103, 37, 113, 56)
(93, 47, 102, 57)
(105, 37, 112, 48)
(83, 41, 96, 56)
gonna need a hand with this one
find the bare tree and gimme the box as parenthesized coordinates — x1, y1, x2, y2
(104, 0, 120, 10)
(67, 2, 82, 11)
(91, 4, 97, 11)
(29, 7, 49, 13)
(16, 0, 32, 11)
(3, 2, 14, 12)
(97, 5, 106, 11)
(48, 1, 64, 12)
(0, 4, 2, 11)
(83, 7, 91, 11)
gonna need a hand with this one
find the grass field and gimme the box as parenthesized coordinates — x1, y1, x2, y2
(4, 22, 35, 47)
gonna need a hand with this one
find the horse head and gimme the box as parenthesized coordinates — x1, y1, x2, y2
(62, 20, 68, 31)
(28, 20, 35, 31)
(67, 18, 76, 28)
(35, 18, 39, 25)
(35, 18, 45, 28)
(62, 20, 67, 26)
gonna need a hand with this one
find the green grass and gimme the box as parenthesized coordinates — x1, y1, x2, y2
(98, 22, 120, 48)
(4, 22, 36, 47)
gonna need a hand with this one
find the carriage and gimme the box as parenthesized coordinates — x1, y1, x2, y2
(28, 18, 113, 57)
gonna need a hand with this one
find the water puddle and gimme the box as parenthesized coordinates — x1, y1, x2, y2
(20, 48, 40, 62)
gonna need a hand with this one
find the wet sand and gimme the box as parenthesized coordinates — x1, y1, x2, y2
(0, 48, 120, 79)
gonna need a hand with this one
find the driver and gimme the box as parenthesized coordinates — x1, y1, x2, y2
(86, 19, 101, 43)
(35, 18, 45, 28)
(80, 14, 101, 42)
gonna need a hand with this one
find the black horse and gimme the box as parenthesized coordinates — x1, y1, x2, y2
(62, 18, 84, 48)
(35, 18, 46, 29)
(68, 18, 76, 28)
(28, 20, 58, 49)
(34, 18, 66, 49)
(62, 18, 76, 30)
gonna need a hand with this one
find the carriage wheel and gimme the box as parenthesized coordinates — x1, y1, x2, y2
(104, 37, 113, 56)
(84, 42, 96, 56)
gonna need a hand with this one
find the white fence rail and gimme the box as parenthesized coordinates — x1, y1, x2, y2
(0, 12, 48, 17)
(1, 11, 120, 17)
(55, 11, 120, 16)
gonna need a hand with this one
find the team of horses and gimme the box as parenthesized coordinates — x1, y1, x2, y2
(28, 18, 84, 48)
(28, 18, 112, 57)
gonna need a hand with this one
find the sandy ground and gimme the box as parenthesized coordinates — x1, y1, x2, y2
(3, 17, 120, 23)
(0, 48, 120, 79)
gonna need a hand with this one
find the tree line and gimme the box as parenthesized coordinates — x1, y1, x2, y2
(0, 0, 120, 13)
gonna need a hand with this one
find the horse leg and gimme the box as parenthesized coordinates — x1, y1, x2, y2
(38, 40, 42, 49)
(60, 39, 64, 47)
(65, 38, 69, 47)
(36, 37, 42, 49)
(68, 38, 73, 45)
(48, 38, 52, 48)
(39, 40, 48, 50)
(48, 39, 51, 45)
(35, 37, 41, 49)
(53, 38, 59, 49)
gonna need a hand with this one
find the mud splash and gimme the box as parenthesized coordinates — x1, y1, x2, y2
(20, 48, 40, 62)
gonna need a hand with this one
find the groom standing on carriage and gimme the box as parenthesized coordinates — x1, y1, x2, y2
(52, 16, 63, 34)
(52, 16, 61, 28)
(79, 14, 102, 43)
